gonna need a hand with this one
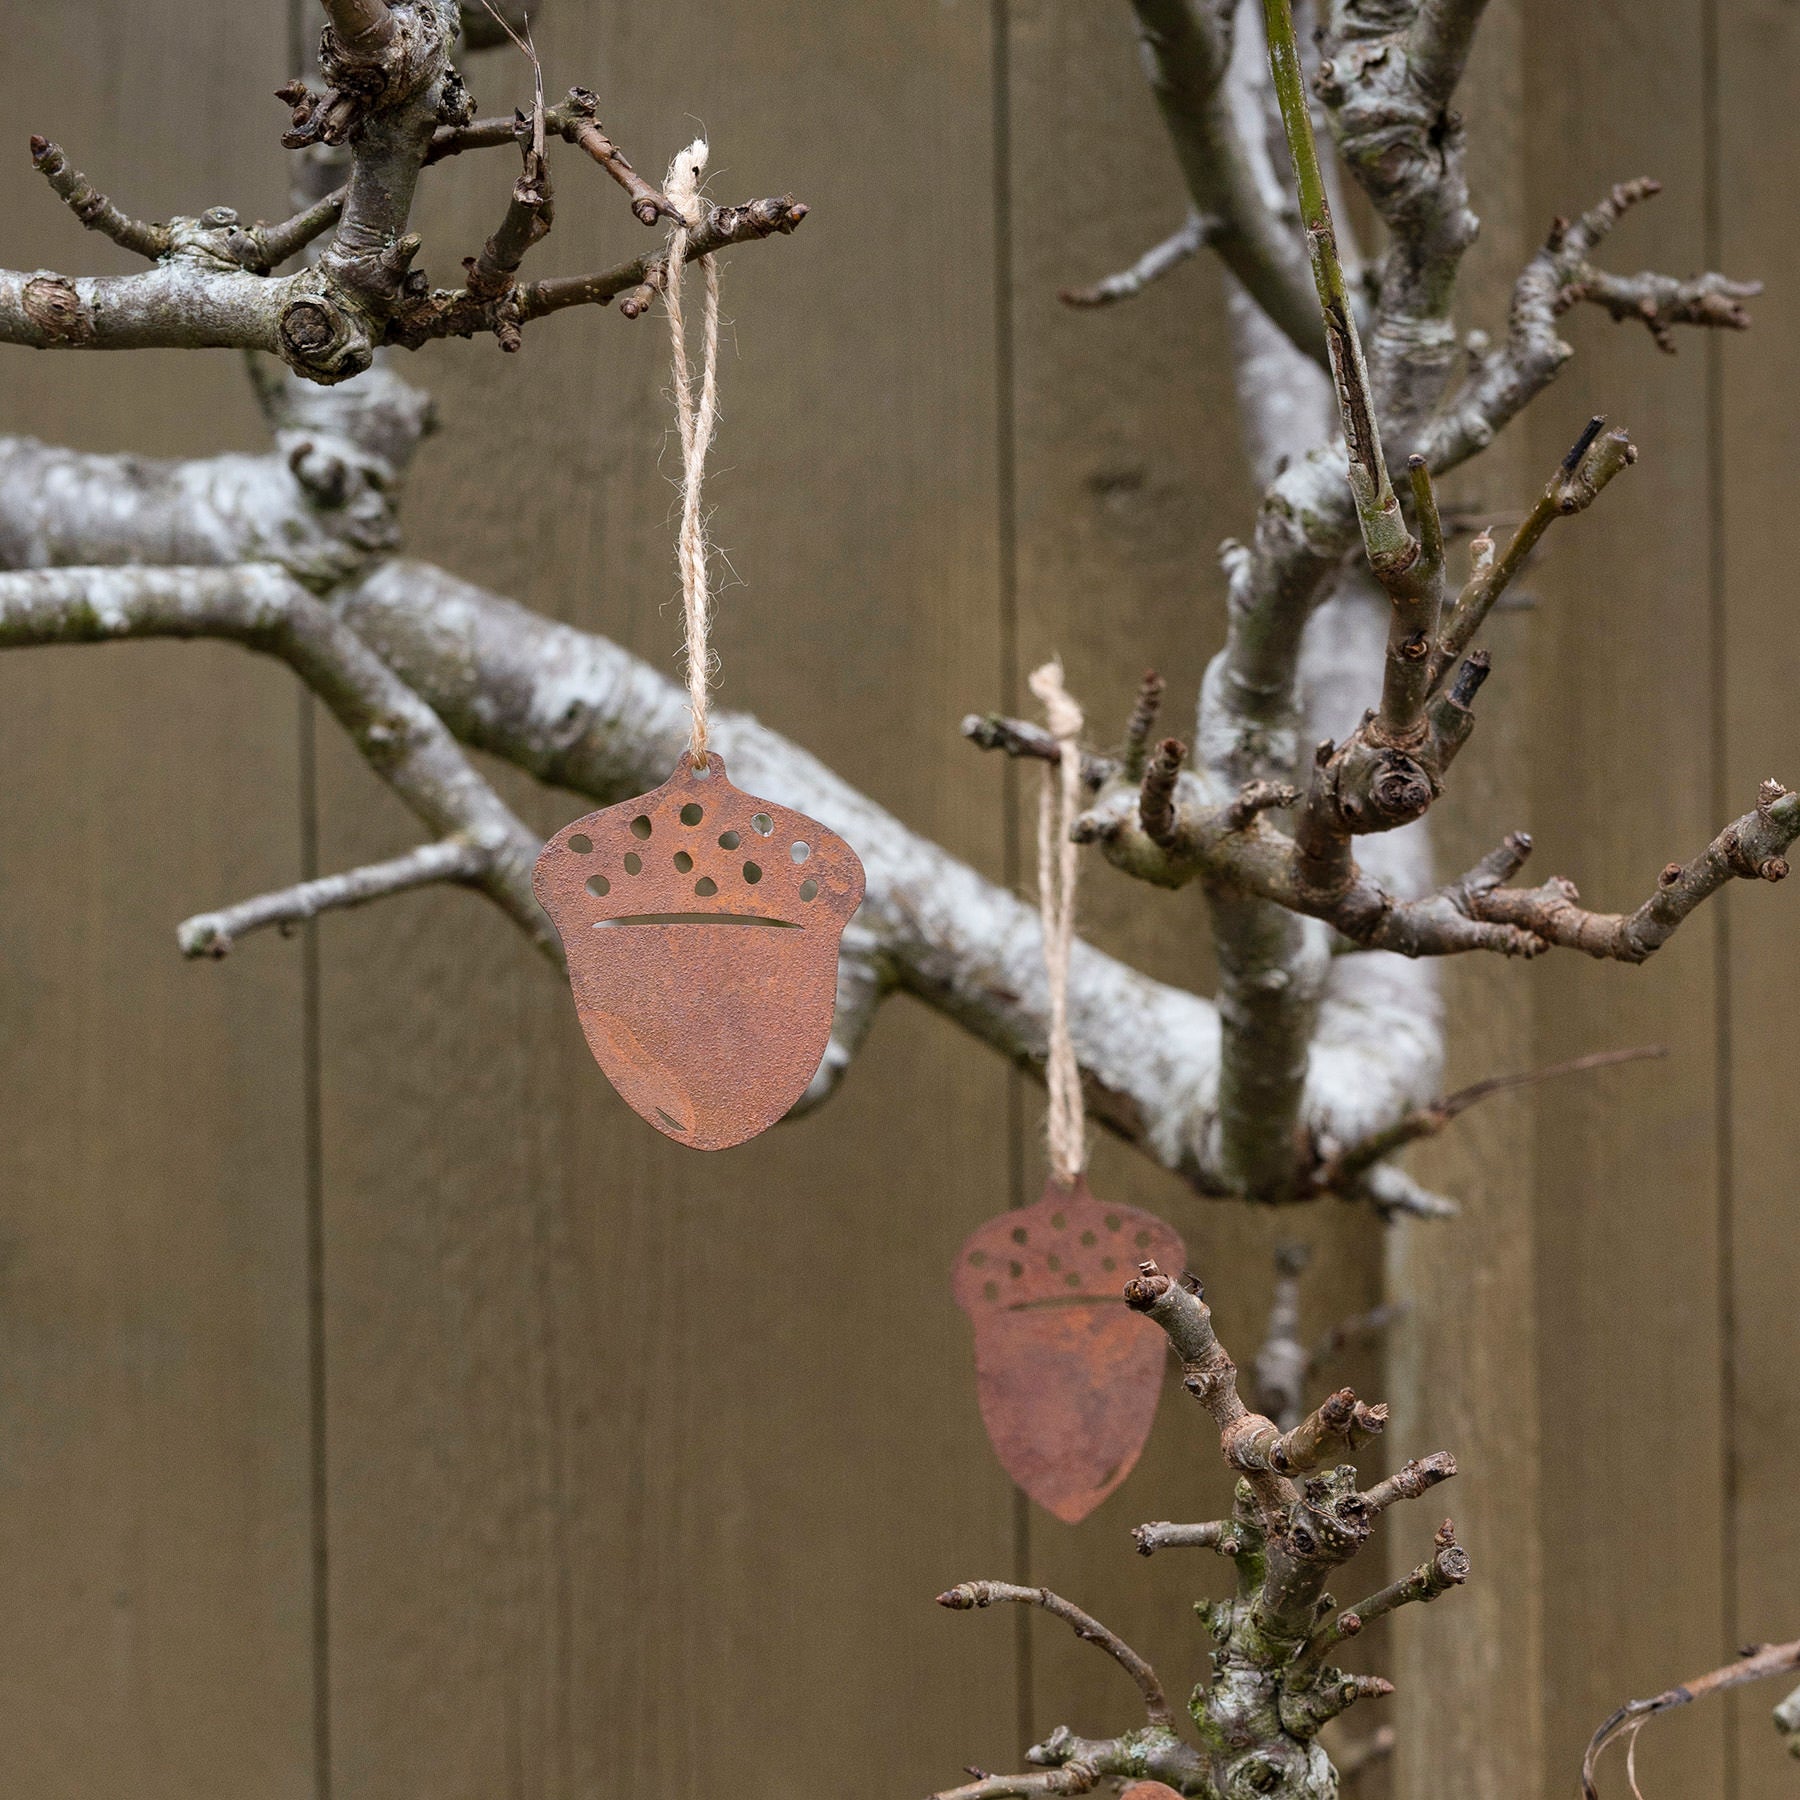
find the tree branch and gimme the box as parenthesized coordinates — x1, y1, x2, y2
(513, 193, 809, 325)
(1776, 1682, 1800, 1759)
(1127, 0, 1327, 365)
(1423, 178, 1759, 469)
(1060, 211, 1217, 309)
(1582, 1640, 1800, 1800)
(935, 1583, 1174, 1728)
(1131, 1519, 1232, 1557)
(0, 565, 554, 958)
(177, 837, 485, 958)
(28, 137, 170, 260)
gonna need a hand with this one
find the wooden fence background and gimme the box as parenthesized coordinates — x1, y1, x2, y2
(0, 2, 1793, 1798)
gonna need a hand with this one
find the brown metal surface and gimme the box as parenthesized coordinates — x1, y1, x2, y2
(1118, 1785, 1185, 1800)
(952, 1176, 1186, 1523)
(532, 753, 866, 1150)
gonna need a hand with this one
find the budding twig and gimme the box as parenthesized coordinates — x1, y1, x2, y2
(1139, 739, 1187, 848)
(29, 137, 169, 261)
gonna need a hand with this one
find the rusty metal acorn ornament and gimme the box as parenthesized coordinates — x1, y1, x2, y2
(535, 140, 864, 1149)
(533, 756, 863, 1149)
(953, 663, 1186, 1522)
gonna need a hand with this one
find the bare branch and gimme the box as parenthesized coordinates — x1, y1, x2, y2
(1428, 417, 1637, 690)
(1583, 1640, 1800, 1800)
(177, 837, 484, 958)
(1359, 1452, 1457, 1519)
(514, 193, 809, 324)
(1308, 1518, 1469, 1661)
(961, 713, 1117, 789)
(1424, 178, 1759, 469)
(251, 186, 350, 269)
(1317, 1044, 1667, 1190)
(931, 1771, 1097, 1800)
(1127, 0, 1327, 364)
(1123, 1260, 1294, 1521)
(560, 88, 674, 224)
(29, 137, 170, 260)
(936, 1583, 1173, 1728)
(462, 150, 555, 351)
(1060, 211, 1217, 309)
(0, 565, 554, 958)
(1139, 738, 1187, 849)
(1466, 787, 1800, 961)
(1131, 1519, 1232, 1557)
(1560, 266, 1760, 355)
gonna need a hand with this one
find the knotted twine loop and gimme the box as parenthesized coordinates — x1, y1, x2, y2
(663, 138, 721, 770)
(1027, 660, 1086, 1186)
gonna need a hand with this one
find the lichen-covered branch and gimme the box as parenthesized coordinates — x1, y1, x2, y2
(3, 3, 805, 381)
(0, 564, 554, 958)
(1776, 1682, 1800, 1758)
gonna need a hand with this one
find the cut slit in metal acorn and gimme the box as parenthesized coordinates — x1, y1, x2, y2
(532, 753, 866, 1150)
(953, 1176, 1187, 1523)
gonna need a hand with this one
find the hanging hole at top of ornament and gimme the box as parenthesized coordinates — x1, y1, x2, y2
(567, 833, 593, 855)
(630, 815, 653, 839)
(680, 803, 704, 826)
(790, 840, 811, 865)
(751, 813, 774, 836)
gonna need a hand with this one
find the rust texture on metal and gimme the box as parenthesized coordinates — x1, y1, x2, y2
(952, 1176, 1187, 1523)
(533, 753, 866, 1150)
(1118, 1786, 1186, 1800)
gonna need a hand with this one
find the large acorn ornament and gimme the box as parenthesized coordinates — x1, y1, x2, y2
(533, 754, 865, 1149)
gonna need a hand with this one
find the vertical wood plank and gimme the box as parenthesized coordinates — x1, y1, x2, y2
(1522, 0, 1730, 1789)
(1392, 16, 1545, 1800)
(0, 2, 314, 1795)
(1005, 0, 1386, 1759)
(1716, 6, 1800, 1799)
(313, 3, 1019, 1796)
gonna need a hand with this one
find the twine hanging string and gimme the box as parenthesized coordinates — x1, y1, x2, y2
(1027, 661, 1086, 1188)
(663, 139, 722, 769)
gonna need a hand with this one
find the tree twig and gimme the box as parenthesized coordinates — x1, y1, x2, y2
(1060, 211, 1217, 308)
(936, 1584, 1174, 1727)
(177, 837, 485, 958)
(29, 138, 170, 260)
(1582, 1640, 1800, 1800)
(0, 565, 554, 959)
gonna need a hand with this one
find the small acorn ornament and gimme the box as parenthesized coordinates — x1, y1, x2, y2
(533, 754, 864, 1149)
(954, 1176, 1185, 1523)
(952, 663, 1186, 1522)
